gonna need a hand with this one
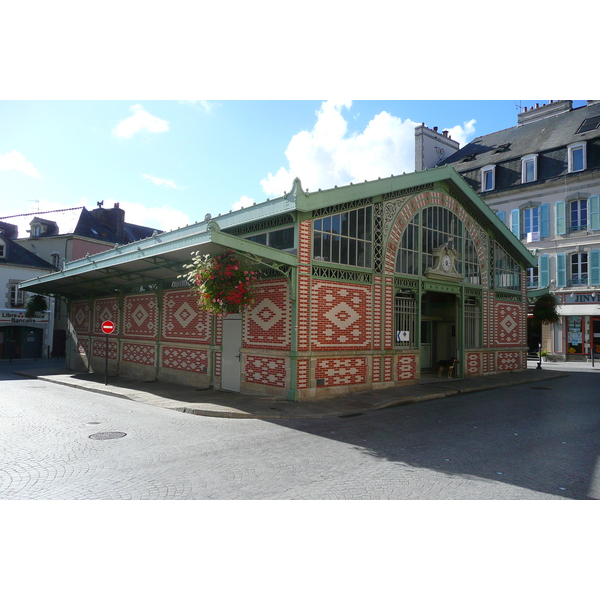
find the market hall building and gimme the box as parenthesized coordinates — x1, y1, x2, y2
(20, 166, 535, 400)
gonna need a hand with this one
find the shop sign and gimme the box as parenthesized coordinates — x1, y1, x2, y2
(0, 310, 49, 324)
(565, 293, 599, 304)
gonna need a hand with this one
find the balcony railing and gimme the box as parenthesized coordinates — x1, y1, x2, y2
(569, 276, 589, 286)
(526, 277, 539, 288)
(569, 225, 588, 233)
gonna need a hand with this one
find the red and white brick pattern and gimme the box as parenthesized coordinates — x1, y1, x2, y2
(71, 300, 91, 335)
(315, 357, 367, 387)
(122, 342, 156, 365)
(162, 346, 208, 373)
(92, 338, 118, 360)
(244, 279, 290, 350)
(495, 302, 521, 346)
(397, 355, 417, 380)
(311, 281, 371, 350)
(123, 293, 158, 340)
(93, 297, 119, 335)
(162, 289, 211, 343)
(245, 356, 287, 387)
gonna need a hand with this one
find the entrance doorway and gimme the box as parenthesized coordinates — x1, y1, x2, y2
(421, 292, 458, 376)
(221, 314, 242, 392)
(0, 326, 44, 359)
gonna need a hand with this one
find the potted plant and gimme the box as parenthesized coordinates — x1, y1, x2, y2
(181, 249, 258, 316)
(540, 350, 548, 362)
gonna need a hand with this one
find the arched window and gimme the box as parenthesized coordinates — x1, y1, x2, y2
(395, 206, 481, 285)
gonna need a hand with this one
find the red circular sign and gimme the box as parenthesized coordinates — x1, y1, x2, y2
(101, 320, 116, 334)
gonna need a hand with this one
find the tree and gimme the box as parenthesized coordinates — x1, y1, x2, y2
(24, 294, 48, 318)
(531, 293, 559, 326)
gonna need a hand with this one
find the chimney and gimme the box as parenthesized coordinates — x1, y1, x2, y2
(518, 100, 573, 126)
(92, 202, 126, 240)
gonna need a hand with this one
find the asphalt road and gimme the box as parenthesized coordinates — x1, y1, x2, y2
(1, 361, 598, 500)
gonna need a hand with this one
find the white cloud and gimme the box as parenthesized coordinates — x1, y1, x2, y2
(180, 100, 219, 114)
(0, 149, 40, 178)
(260, 100, 420, 196)
(260, 101, 479, 197)
(445, 119, 477, 147)
(142, 174, 184, 189)
(114, 104, 169, 139)
(232, 195, 255, 211)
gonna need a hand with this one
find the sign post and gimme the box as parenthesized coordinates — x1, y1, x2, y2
(101, 320, 115, 385)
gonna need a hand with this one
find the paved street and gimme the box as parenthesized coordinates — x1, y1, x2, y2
(1, 360, 599, 499)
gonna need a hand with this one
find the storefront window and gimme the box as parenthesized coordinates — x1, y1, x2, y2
(567, 316, 583, 354)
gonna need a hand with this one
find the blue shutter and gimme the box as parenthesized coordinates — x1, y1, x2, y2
(540, 254, 550, 288)
(497, 211, 506, 225)
(540, 203, 550, 237)
(556, 201, 566, 235)
(511, 209, 520, 237)
(589, 195, 600, 231)
(590, 249, 600, 286)
(556, 253, 567, 288)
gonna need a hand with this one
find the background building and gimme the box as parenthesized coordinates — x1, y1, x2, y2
(0, 221, 55, 359)
(417, 100, 600, 361)
(2, 203, 160, 356)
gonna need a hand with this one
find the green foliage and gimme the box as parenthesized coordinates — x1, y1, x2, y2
(531, 293, 559, 326)
(24, 294, 48, 318)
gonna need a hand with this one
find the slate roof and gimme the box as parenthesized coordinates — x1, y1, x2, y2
(0, 234, 55, 270)
(0, 207, 161, 245)
(440, 101, 600, 171)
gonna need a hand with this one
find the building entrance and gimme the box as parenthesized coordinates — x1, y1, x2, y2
(0, 326, 44, 359)
(421, 292, 458, 375)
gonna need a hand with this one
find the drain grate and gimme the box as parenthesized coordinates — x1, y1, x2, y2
(89, 432, 127, 440)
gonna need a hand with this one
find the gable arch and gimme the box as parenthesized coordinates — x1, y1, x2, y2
(383, 190, 489, 285)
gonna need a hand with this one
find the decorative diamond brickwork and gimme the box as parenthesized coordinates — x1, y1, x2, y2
(162, 289, 211, 343)
(92, 338, 118, 359)
(495, 302, 521, 346)
(497, 352, 520, 371)
(93, 297, 119, 335)
(315, 357, 367, 387)
(77, 339, 89, 355)
(311, 281, 371, 349)
(372, 356, 381, 383)
(162, 346, 208, 373)
(124, 293, 158, 340)
(122, 342, 156, 365)
(397, 355, 417, 380)
(298, 219, 312, 264)
(244, 279, 290, 350)
(297, 274, 311, 352)
(466, 352, 481, 375)
(71, 300, 91, 335)
(245, 356, 287, 387)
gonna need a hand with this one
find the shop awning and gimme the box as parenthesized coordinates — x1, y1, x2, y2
(556, 304, 600, 316)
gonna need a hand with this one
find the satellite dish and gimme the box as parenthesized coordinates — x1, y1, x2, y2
(204, 213, 212, 222)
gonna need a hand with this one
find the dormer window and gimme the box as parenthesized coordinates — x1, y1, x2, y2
(31, 224, 41, 238)
(481, 165, 495, 192)
(0, 242, 5, 258)
(568, 142, 586, 173)
(522, 154, 538, 183)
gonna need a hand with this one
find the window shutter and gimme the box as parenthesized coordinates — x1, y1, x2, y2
(539, 254, 549, 288)
(497, 211, 506, 225)
(540, 203, 550, 237)
(511, 209, 520, 237)
(555, 201, 566, 235)
(589, 195, 600, 231)
(556, 253, 567, 287)
(590, 249, 600, 286)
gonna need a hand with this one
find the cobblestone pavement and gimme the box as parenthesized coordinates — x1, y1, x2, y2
(1, 366, 599, 500)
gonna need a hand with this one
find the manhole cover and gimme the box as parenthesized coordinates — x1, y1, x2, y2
(89, 432, 127, 440)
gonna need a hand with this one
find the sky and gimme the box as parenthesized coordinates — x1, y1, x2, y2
(0, 99, 587, 234)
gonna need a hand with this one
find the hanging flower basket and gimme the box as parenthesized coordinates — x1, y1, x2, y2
(181, 249, 258, 316)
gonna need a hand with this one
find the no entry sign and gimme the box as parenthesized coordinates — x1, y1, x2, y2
(101, 320, 115, 334)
